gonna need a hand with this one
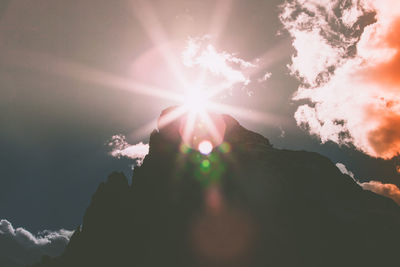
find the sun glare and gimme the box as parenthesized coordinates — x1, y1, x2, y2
(115, 8, 278, 153)
(183, 87, 210, 114)
(10, 0, 282, 158)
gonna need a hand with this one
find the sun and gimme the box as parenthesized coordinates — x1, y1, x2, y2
(183, 86, 210, 115)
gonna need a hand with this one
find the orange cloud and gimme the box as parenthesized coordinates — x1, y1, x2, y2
(359, 181, 400, 206)
(367, 18, 400, 88)
(336, 163, 400, 206)
(368, 113, 400, 159)
(281, 0, 400, 159)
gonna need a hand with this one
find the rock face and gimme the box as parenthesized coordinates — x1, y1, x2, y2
(35, 108, 400, 267)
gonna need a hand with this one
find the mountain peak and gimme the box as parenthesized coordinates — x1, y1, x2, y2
(155, 106, 272, 151)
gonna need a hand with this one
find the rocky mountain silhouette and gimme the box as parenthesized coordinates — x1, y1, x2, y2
(34, 107, 400, 267)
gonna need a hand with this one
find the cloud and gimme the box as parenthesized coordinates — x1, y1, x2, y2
(280, 0, 400, 159)
(336, 163, 400, 205)
(0, 219, 73, 247)
(108, 135, 149, 166)
(0, 219, 73, 266)
(182, 36, 255, 92)
(359, 181, 400, 205)
(257, 72, 272, 83)
(335, 163, 355, 179)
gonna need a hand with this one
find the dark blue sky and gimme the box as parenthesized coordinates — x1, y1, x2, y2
(1, 0, 399, 233)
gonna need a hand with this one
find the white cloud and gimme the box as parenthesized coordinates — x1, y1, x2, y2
(336, 163, 400, 205)
(335, 163, 355, 179)
(258, 72, 272, 83)
(0, 219, 73, 265)
(182, 36, 255, 91)
(108, 135, 149, 166)
(280, 0, 400, 159)
(0, 219, 73, 247)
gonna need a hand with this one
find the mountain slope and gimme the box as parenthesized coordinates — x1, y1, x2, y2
(35, 108, 400, 267)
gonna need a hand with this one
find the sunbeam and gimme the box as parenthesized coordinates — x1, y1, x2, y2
(131, 0, 189, 91)
(208, 0, 233, 44)
(209, 102, 287, 126)
(2, 48, 183, 103)
(158, 105, 187, 129)
(198, 112, 224, 146)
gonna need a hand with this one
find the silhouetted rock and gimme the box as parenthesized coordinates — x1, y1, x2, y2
(35, 107, 400, 267)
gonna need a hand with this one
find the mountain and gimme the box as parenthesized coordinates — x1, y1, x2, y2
(34, 107, 400, 267)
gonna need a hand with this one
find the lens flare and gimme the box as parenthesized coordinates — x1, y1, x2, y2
(219, 142, 231, 153)
(199, 140, 213, 155)
(201, 159, 211, 173)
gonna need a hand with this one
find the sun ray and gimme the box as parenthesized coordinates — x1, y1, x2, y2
(247, 38, 292, 77)
(208, 102, 288, 126)
(198, 112, 223, 145)
(181, 112, 197, 145)
(157, 105, 187, 129)
(3, 48, 183, 103)
(132, 0, 189, 90)
(129, 118, 159, 140)
(206, 81, 237, 99)
(208, 0, 233, 44)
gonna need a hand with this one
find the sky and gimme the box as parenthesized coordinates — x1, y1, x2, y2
(1, 0, 400, 235)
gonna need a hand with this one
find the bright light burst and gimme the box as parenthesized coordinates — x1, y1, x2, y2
(179, 36, 250, 118)
(155, 37, 257, 152)
(183, 86, 210, 115)
(132, 34, 284, 153)
(5, 1, 286, 154)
